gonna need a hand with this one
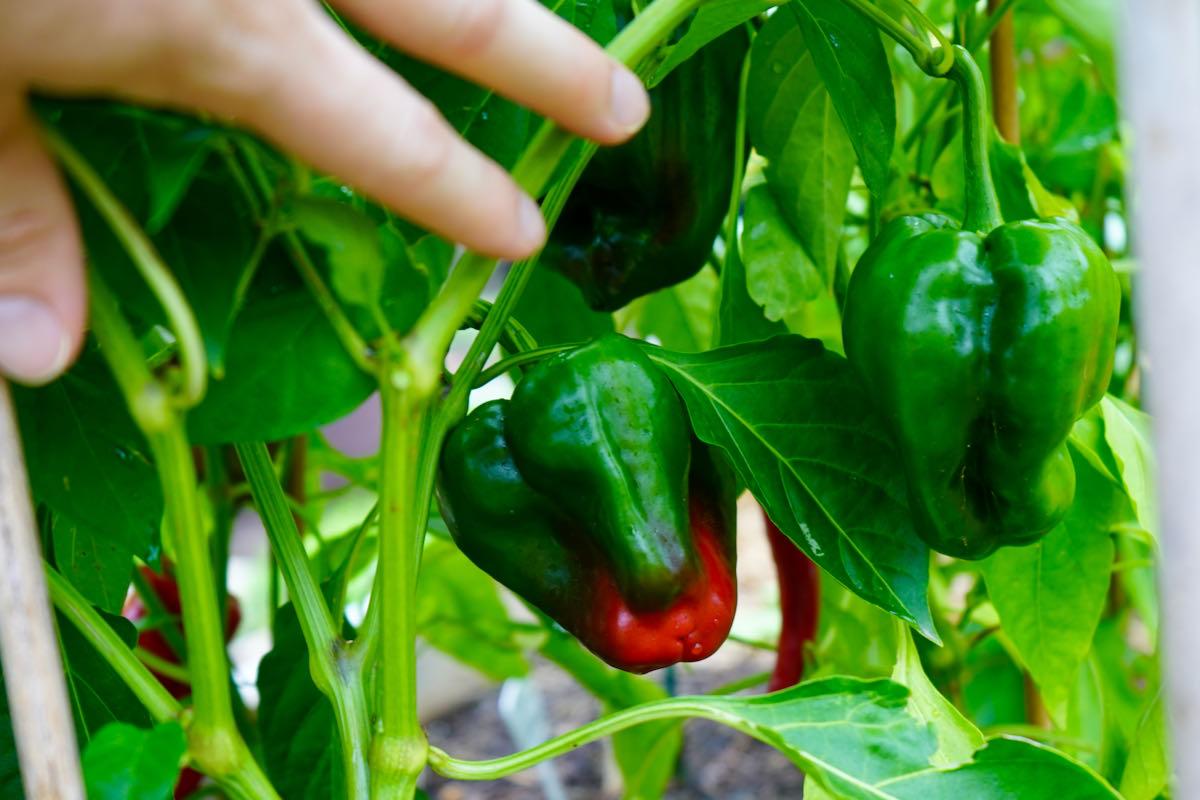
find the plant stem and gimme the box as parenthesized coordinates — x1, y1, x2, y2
(43, 128, 207, 407)
(369, 372, 431, 799)
(89, 272, 276, 798)
(836, 0, 949, 75)
(428, 697, 748, 781)
(46, 567, 181, 723)
(472, 344, 577, 388)
(988, 0, 1021, 143)
(948, 47, 1004, 233)
(236, 442, 371, 799)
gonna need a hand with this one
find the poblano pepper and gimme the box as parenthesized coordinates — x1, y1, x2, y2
(541, 20, 747, 312)
(842, 48, 1120, 560)
(437, 335, 737, 672)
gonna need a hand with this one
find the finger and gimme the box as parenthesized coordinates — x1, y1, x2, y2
(0, 94, 84, 385)
(189, 10, 546, 260)
(334, 0, 649, 144)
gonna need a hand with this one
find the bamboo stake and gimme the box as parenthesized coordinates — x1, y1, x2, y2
(0, 380, 84, 798)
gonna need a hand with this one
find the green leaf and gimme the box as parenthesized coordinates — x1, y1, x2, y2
(748, 10, 856, 277)
(717, 209, 784, 348)
(742, 182, 826, 317)
(82, 722, 187, 800)
(980, 449, 1124, 725)
(647, 336, 936, 638)
(257, 605, 343, 800)
(883, 737, 1121, 798)
(58, 611, 153, 734)
(134, 115, 217, 234)
(622, 267, 718, 353)
(685, 678, 937, 797)
(13, 347, 159, 610)
(1119, 690, 1169, 800)
(788, 0, 896, 194)
(541, 632, 680, 800)
(51, 515, 134, 614)
(892, 624, 983, 768)
(292, 198, 386, 310)
(652, 0, 775, 85)
(417, 539, 530, 681)
(1044, 0, 1117, 91)
(1100, 397, 1158, 537)
(512, 267, 613, 346)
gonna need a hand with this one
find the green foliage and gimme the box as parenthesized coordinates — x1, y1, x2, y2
(82, 723, 187, 800)
(7, 0, 1155, 798)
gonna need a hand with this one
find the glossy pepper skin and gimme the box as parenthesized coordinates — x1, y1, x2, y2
(437, 335, 737, 672)
(843, 49, 1120, 561)
(541, 25, 747, 311)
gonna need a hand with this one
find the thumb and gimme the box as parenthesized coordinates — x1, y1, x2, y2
(0, 93, 84, 386)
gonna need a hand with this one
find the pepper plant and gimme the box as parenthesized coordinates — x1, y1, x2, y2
(3, 0, 1164, 798)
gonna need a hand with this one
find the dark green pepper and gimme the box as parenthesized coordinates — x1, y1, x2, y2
(437, 335, 737, 672)
(541, 25, 747, 311)
(842, 49, 1120, 560)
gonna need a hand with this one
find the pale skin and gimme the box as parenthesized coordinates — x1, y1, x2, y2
(0, 0, 650, 385)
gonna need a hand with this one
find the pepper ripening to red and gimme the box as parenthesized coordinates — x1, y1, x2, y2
(763, 512, 819, 692)
(842, 48, 1120, 560)
(541, 19, 747, 311)
(437, 335, 736, 672)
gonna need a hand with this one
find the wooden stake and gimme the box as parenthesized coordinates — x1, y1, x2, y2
(988, 0, 1021, 143)
(0, 380, 84, 799)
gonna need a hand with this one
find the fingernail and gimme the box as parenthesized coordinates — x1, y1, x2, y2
(0, 296, 70, 385)
(610, 66, 650, 134)
(518, 194, 546, 250)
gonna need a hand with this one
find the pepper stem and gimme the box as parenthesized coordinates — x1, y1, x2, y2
(948, 46, 1005, 233)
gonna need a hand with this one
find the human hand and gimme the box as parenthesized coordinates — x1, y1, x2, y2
(0, 0, 649, 384)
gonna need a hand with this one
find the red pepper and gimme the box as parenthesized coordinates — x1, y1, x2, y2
(764, 512, 819, 692)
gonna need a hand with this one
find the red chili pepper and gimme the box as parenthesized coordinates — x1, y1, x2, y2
(764, 511, 819, 692)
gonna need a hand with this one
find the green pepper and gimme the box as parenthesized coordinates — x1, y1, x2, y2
(437, 335, 737, 672)
(541, 24, 747, 312)
(842, 49, 1120, 560)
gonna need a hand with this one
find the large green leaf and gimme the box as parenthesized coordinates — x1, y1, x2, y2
(788, 0, 896, 194)
(652, 0, 775, 85)
(980, 448, 1127, 725)
(82, 722, 187, 800)
(892, 625, 982, 768)
(742, 182, 826, 317)
(417, 540, 530, 682)
(257, 605, 343, 800)
(647, 336, 935, 637)
(1119, 690, 1169, 800)
(748, 10, 856, 277)
(884, 737, 1121, 798)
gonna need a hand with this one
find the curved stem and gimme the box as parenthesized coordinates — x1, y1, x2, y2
(464, 300, 540, 355)
(836, 0, 948, 75)
(902, 3, 955, 74)
(46, 566, 181, 723)
(429, 698, 747, 781)
(948, 47, 1004, 233)
(43, 128, 207, 408)
(472, 344, 578, 388)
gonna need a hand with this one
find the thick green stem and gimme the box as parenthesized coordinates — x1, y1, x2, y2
(89, 273, 276, 797)
(835, 0, 949, 74)
(370, 373, 431, 799)
(235, 443, 371, 799)
(47, 567, 180, 723)
(948, 47, 1004, 233)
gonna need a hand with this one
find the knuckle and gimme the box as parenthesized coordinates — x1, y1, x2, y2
(0, 207, 56, 268)
(393, 102, 456, 189)
(445, 0, 508, 58)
